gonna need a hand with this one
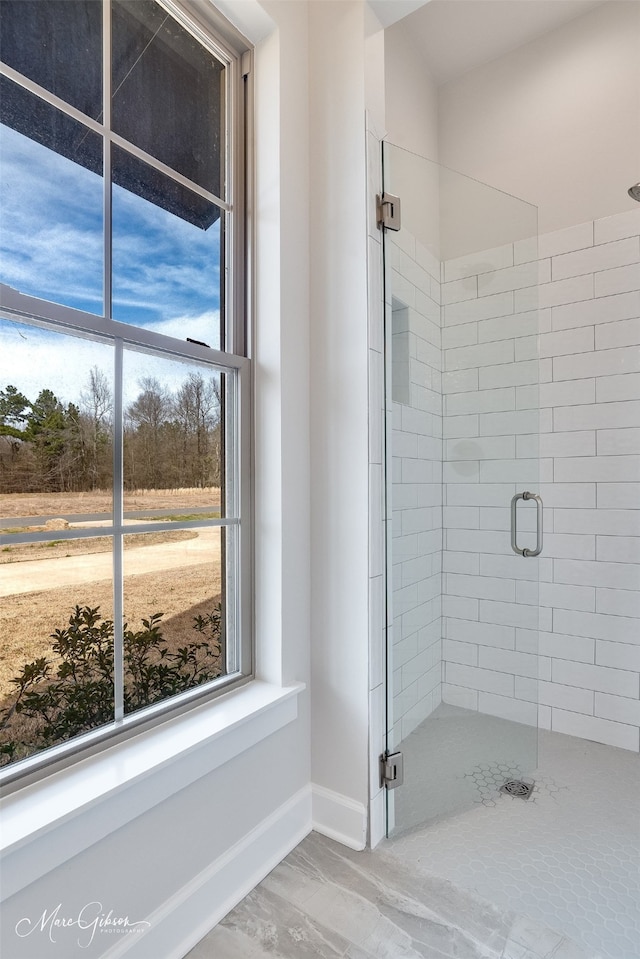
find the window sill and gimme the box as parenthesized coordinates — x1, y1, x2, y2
(1, 680, 304, 898)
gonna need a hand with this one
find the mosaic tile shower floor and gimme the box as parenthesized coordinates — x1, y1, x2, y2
(387, 705, 640, 959)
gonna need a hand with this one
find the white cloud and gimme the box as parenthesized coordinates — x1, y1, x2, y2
(1, 311, 223, 410)
(143, 310, 220, 346)
(0, 124, 221, 321)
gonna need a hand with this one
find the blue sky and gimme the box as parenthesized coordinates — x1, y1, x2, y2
(111, 170, 221, 334)
(0, 125, 104, 314)
(0, 123, 222, 405)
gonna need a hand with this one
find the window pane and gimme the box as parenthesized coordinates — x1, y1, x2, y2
(0, 321, 114, 523)
(0, 0, 245, 778)
(112, 146, 222, 345)
(123, 351, 224, 520)
(122, 527, 225, 716)
(0, 77, 103, 314)
(0, 535, 115, 767)
(0, 0, 103, 119)
(112, 0, 225, 199)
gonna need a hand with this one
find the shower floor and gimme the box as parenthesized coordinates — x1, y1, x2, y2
(386, 704, 640, 959)
(391, 703, 539, 834)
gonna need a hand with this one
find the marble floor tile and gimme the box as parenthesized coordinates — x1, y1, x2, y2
(187, 832, 595, 959)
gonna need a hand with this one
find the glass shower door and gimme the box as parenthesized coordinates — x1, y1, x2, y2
(383, 142, 541, 836)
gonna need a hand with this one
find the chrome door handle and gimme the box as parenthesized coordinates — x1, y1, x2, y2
(511, 491, 543, 557)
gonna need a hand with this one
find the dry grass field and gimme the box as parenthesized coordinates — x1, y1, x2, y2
(0, 564, 222, 690)
(0, 487, 221, 521)
(0, 489, 224, 707)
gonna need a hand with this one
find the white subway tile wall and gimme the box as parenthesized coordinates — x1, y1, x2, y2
(441, 208, 640, 752)
(383, 207, 640, 759)
(389, 226, 443, 747)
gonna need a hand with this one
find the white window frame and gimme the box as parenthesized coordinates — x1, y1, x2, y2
(0, 0, 254, 790)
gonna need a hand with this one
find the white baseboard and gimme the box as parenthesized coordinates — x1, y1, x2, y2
(311, 783, 367, 851)
(104, 785, 312, 959)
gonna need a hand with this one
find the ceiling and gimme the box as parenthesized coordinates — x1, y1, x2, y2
(375, 0, 607, 85)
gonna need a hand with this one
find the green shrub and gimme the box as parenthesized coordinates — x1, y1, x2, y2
(0, 604, 223, 766)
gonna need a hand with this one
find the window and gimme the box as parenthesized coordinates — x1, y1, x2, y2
(0, 0, 252, 783)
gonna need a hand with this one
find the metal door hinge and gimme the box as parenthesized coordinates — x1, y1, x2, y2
(241, 51, 252, 78)
(377, 193, 401, 231)
(380, 750, 404, 790)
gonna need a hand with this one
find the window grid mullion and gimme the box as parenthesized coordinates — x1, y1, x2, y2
(106, 2, 125, 723)
(0, 518, 239, 549)
(113, 338, 124, 721)
(0, 291, 247, 371)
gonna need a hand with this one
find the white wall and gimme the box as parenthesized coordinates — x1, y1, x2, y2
(438, 1, 640, 236)
(384, 14, 438, 162)
(254, 0, 311, 690)
(308, 0, 372, 850)
(1, 717, 311, 959)
(384, 19, 441, 259)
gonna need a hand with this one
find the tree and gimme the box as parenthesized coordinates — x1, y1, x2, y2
(24, 389, 69, 490)
(0, 385, 32, 491)
(0, 385, 30, 440)
(0, 370, 224, 495)
(79, 367, 113, 489)
(125, 377, 172, 489)
(174, 372, 221, 487)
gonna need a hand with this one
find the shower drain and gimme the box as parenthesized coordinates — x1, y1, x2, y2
(500, 779, 535, 800)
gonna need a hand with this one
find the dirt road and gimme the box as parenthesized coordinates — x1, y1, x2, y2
(0, 527, 221, 597)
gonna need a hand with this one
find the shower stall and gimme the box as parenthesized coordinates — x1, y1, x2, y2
(379, 144, 640, 959)
(383, 141, 543, 835)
